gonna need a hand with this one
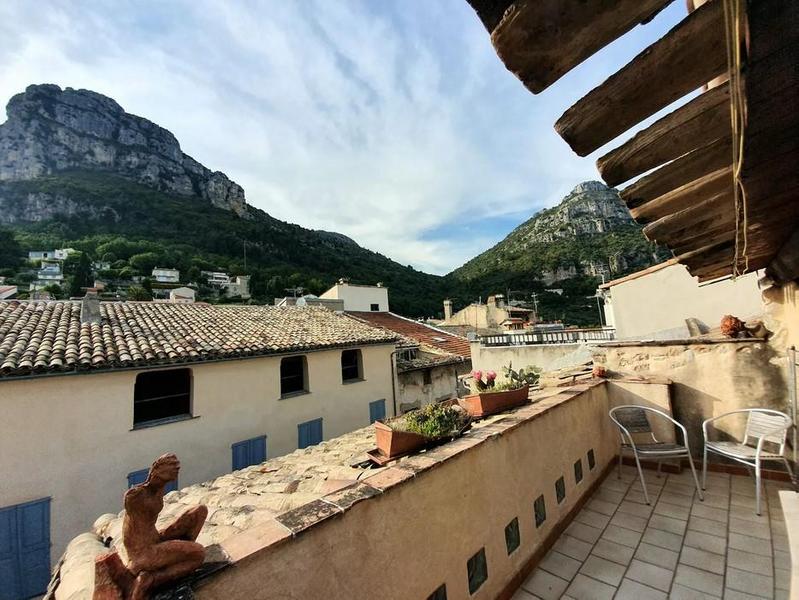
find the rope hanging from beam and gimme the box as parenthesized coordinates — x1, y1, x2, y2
(723, 0, 749, 277)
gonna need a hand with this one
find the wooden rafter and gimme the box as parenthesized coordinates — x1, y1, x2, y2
(630, 166, 731, 224)
(555, 0, 726, 157)
(489, 0, 672, 94)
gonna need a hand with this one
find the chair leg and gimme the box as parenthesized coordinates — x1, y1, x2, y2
(633, 453, 651, 505)
(687, 453, 704, 501)
(702, 446, 708, 491)
(656, 460, 662, 478)
(780, 458, 796, 488)
(755, 458, 762, 516)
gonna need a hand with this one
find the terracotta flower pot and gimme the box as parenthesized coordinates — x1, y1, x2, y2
(374, 420, 432, 459)
(459, 385, 530, 418)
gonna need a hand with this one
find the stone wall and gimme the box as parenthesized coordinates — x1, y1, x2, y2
(594, 339, 788, 453)
(470, 340, 594, 376)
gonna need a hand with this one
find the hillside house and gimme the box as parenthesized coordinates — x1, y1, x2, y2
(202, 271, 251, 299)
(27, 248, 75, 261)
(0, 297, 396, 593)
(441, 294, 535, 332)
(168, 286, 196, 303)
(151, 267, 180, 283)
(0, 285, 17, 300)
(320, 280, 389, 312)
(347, 310, 472, 412)
(275, 294, 345, 311)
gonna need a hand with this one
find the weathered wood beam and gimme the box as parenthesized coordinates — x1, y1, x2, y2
(490, 0, 672, 95)
(555, 0, 726, 156)
(768, 227, 799, 284)
(631, 166, 732, 224)
(598, 83, 730, 186)
(465, 0, 515, 33)
(620, 136, 731, 209)
(642, 190, 731, 242)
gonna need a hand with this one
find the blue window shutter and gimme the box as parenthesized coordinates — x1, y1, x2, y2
(369, 399, 386, 423)
(0, 505, 21, 600)
(298, 418, 323, 449)
(128, 469, 177, 493)
(232, 436, 267, 470)
(250, 436, 267, 465)
(17, 499, 50, 598)
(0, 498, 51, 600)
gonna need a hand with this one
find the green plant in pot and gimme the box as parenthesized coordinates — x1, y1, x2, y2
(374, 402, 470, 460)
(460, 362, 540, 418)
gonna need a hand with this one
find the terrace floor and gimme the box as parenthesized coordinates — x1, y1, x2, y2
(515, 465, 794, 600)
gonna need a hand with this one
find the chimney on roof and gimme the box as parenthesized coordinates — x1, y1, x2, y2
(81, 291, 101, 325)
(443, 299, 453, 321)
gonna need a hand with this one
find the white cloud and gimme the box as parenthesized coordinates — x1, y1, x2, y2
(0, 0, 684, 274)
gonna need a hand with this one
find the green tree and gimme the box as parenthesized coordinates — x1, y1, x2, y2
(129, 252, 161, 274)
(67, 252, 93, 297)
(127, 286, 151, 301)
(0, 228, 22, 268)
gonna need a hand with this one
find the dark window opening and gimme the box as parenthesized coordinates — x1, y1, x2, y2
(574, 459, 583, 484)
(370, 303, 379, 311)
(341, 349, 362, 381)
(281, 356, 307, 395)
(423, 369, 432, 385)
(588, 449, 596, 470)
(505, 518, 520, 555)
(134, 368, 191, 426)
(555, 476, 566, 504)
(466, 548, 488, 595)
(534, 494, 546, 528)
(427, 584, 447, 600)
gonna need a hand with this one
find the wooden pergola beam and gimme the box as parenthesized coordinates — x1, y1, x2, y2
(620, 136, 731, 209)
(630, 166, 731, 224)
(466, 0, 515, 33)
(597, 83, 730, 186)
(555, 0, 726, 156)
(490, 0, 672, 95)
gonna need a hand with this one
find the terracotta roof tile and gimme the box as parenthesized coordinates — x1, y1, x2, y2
(346, 311, 471, 358)
(0, 301, 397, 378)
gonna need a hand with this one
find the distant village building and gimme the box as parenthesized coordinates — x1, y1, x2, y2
(0, 285, 18, 300)
(151, 267, 180, 283)
(441, 294, 535, 333)
(275, 294, 344, 311)
(598, 259, 763, 340)
(169, 286, 196, 303)
(30, 260, 65, 290)
(320, 280, 389, 312)
(0, 297, 396, 581)
(27, 248, 75, 261)
(202, 271, 251, 299)
(92, 260, 111, 272)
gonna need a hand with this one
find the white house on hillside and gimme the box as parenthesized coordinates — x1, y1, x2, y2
(152, 267, 180, 283)
(321, 280, 389, 312)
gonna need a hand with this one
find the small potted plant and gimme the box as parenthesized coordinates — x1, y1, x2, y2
(374, 402, 470, 460)
(459, 364, 539, 418)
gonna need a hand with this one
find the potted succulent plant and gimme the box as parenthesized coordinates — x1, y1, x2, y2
(459, 363, 540, 418)
(374, 402, 470, 460)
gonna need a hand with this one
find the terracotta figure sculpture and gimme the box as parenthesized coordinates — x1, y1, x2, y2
(94, 454, 207, 600)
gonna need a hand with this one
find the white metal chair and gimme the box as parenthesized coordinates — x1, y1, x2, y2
(609, 405, 704, 505)
(702, 408, 794, 515)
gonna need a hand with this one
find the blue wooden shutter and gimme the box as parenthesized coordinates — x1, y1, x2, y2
(0, 505, 21, 600)
(0, 498, 51, 600)
(369, 399, 386, 423)
(298, 418, 323, 449)
(232, 436, 267, 470)
(128, 469, 177, 493)
(17, 499, 50, 598)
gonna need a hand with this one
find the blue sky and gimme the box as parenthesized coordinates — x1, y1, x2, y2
(0, 1, 687, 274)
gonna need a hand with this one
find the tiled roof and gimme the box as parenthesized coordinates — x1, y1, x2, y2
(347, 311, 471, 358)
(0, 301, 397, 378)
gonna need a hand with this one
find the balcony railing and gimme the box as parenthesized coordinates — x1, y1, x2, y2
(479, 328, 615, 347)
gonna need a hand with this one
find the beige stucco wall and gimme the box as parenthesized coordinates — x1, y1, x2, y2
(442, 303, 510, 329)
(470, 341, 594, 375)
(197, 383, 617, 600)
(764, 281, 799, 350)
(397, 363, 469, 412)
(320, 283, 389, 312)
(595, 340, 787, 454)
(605, 264, 762, 340)
(0, 344, 394, 564)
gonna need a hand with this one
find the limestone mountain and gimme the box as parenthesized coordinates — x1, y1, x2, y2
(0, 84, 247, 217)
(0, 84, 449, 316)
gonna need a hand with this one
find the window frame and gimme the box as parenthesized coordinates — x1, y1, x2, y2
(370, 303, 380, 311)
(341, 349, 363, 383)
(132, 368, 193, 428)
(280, 355, 308, 397)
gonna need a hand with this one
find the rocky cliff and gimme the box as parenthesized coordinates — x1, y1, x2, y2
(0, 84, 248, 217)
(451, 181, 665, 284)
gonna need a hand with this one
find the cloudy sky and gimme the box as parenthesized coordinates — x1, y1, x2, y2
(0, 1, 687, 274)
